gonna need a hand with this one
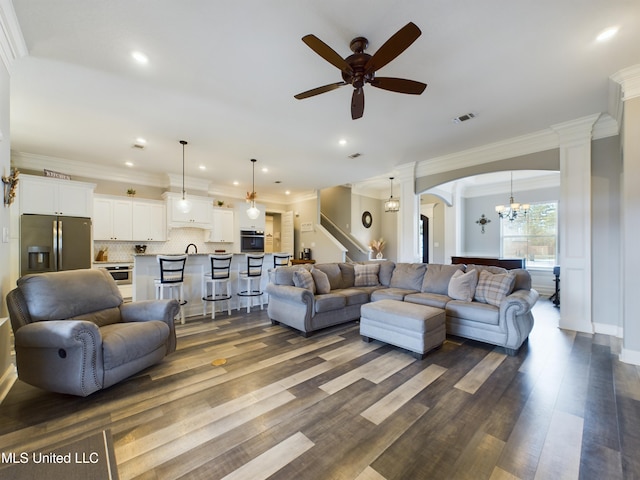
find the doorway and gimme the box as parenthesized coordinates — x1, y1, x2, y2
(420, 214, 429, 263)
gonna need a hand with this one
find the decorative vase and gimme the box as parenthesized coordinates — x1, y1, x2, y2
(376, 252, 383, 259)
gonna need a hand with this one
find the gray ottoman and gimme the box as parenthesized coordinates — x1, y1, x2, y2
(360, 299, 446, 359)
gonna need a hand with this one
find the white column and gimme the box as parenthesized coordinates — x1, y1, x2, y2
(552, 114, 599, 333)
(612, 64, 640, 365)
(395, 163, 420, 262)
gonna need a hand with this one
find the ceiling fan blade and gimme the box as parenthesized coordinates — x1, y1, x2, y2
(294, 82, 347, 100)
(302, 34, 353, 74)
(351, 87, 364, 120)
(370, 77, 427, 95)
(365, 22, 421, 73)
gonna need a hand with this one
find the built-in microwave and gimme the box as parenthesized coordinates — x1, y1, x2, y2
(105, 264, 133, 285)
(240, 229, 265, 252)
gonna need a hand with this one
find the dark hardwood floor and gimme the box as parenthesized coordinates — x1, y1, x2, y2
(1, 299, 639, 479)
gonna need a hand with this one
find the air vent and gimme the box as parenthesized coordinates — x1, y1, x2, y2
(347, 152, 362, 159)
(453, 112, 476, 124)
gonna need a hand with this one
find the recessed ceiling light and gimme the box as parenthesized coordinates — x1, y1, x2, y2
(131, 51, 149, 64)
(135, 137, 147, 144)
(261, 167, 268, 173)
(125, 161, 134, 167)
(285, 190, 291, 195)
(339, 139, 347, 146)
(233, 181, 239, 186)
(199, 165, 206, 171)
(596, 26, 619, 42)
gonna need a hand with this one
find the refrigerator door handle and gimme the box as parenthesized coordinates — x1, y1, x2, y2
(52, 220, 58, 271)
(58, 219, 63, 269)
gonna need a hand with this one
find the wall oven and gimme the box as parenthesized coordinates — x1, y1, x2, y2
(240, 229, 265, 253)
(104, 264, 133, 285)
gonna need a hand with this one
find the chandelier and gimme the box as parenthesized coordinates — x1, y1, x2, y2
(246, 158, 260, 220)
(384, 177, 400, 212)
(495, 172, 529, 221)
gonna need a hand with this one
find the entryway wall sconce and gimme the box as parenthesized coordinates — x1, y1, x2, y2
(476, 214, 491, 234)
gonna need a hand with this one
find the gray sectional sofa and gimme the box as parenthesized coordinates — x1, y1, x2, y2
(265, 261, 539, 355)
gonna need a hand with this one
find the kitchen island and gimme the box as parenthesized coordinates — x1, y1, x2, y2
(133, 253, 275, 319)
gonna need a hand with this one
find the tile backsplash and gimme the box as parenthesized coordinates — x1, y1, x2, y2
(93, 228, 232, 263)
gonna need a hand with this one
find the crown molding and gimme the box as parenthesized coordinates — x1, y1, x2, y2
(0, 0, 27, 72)
(12, 151, 169, 186)
(611, 64, 640, 101)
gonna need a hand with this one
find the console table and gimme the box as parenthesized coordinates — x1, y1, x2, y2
(451, 256, 525, 270)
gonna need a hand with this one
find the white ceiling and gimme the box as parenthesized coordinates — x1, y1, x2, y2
(8, 0, 640, 202)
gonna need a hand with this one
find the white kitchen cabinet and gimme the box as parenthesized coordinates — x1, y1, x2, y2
(163, 192, 212, 229)
(93, 196, 133, 240)
(209, 208, 234, 243)
(132, 200, 166, 241)
(20, 174, 95, 217)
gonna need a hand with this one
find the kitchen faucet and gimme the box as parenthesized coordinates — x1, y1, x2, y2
(185, 243, 198, 254)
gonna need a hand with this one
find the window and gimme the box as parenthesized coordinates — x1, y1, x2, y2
(501, 202, 557, 268)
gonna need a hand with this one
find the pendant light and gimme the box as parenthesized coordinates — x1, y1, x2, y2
(495, 172, 529, 221)
(246, 158, 260, 220)
(177, 140, 192, 213)
(384, 177, 400, 212)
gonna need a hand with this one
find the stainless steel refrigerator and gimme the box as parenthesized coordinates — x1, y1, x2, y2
(20, 214, 92, 275)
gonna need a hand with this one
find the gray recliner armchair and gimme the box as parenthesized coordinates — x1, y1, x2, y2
(6, 268, 179, 396)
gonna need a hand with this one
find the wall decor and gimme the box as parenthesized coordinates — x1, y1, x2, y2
(476, 214, 491, 234)
(2, 168, 19, 206)
(362, 211, 372, 228)
(300, 221, 313, 232)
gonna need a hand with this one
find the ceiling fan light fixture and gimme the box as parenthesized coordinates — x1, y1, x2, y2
(384, 177, 400, 213)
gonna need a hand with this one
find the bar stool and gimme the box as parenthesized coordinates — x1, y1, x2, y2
(273, 252, 291, 268)
(155, 254, 188, 324)
(237, 253, 265, 313)
(202, 254, 233, 319)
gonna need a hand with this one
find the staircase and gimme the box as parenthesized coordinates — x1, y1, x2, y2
(320, 213, 369, 262)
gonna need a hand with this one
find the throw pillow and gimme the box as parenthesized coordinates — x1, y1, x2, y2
(354, 263, 380, 287)
(292, 268, 316, 293)
(311, 267, 331, 294)
(474, 269, 516, 306)
(447, 269, 479, 302)
(389, 263, 426, 291)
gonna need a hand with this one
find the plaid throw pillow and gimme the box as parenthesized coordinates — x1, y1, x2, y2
(354, 263, 380, 287)
(293, 268, 316, 293)
(474, 269, 516, 306)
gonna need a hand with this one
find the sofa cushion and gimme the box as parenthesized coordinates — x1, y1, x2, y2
(314, 263, 343, 290)
(404, 292, 452, 309)
(314, 293, 346, 313)
(474, 270, 516, 306)
(390, 263, 426, 291)
(311, 268, 331, 294)
(466, 264, 508, 275)
(371, 287, 417, 302)
(339, 263, 356, 288)
(293, 268, 316, 293)
(273, 265, 310, 286)
(446, 300, 499, 325)
(71, 306, 122, 328)
(354, 263, 380, 287)
(101, 320, 170, 370)
(448, 269, 479, 302)
(421, 264, 464, 295)
(17, 269, 123, 322)
(335, 288, 370, 306)
(376, 260, 396, 287)
(512, 268, 531, 291)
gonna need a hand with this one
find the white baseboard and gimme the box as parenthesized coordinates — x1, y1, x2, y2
(0, 365, 17, 404)
(619, 348, 640, 366)
(593, 322, 623, 338)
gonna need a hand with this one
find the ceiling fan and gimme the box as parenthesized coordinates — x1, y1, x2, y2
(294, 22, 427, 120)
